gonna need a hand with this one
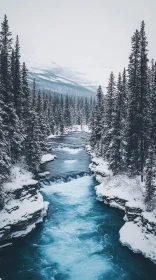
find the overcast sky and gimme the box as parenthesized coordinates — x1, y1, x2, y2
(0, 0, 156, 85)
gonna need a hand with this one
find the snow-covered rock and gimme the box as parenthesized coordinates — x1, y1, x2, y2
(41, 153, 57, 164)
(88, 150, 156, 264)
(47, 133, 60, 139)
(86, 145, 112, 177)
(38, 171, 50, 177)
(119, 222, 156, 263)
(0, 166, 49, 247)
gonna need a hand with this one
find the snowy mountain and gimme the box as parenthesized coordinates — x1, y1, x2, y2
(26, 61, 97, 97)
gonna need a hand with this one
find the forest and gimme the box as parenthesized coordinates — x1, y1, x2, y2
(90, 20, 156, 210)
(0, 4, 156, 276)
(0, 15, 93, 205)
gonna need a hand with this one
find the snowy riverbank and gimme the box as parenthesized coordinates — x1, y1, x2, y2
(41, 153, 57, 164)
(47, 125, 90, 139)
(0, 166, 49, 247)
(86, 145, 156, 264)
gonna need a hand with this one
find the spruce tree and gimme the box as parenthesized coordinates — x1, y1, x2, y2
(0, 15, 22, 164)
(94, 86, 103, 142)
(36, 90, 48, 153)
(125, 29, 141, 176)
(145, 144, 156, 210)
(109, 73, 122, 174)
(13, 35, 23, 119)
(64, 95, 71, 127)
(139, 21, 149, 181)
(25, 111, 41, 172)
(103, 72, 116, 160)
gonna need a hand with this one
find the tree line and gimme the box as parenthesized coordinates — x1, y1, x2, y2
(0, 14, 93, 188)
(90, 21, 156, 210)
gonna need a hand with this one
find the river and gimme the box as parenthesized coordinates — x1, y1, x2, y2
(0, 132, 156, 279)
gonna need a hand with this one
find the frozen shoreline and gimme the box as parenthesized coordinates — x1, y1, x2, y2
(0, 166, 49, 247)
(86, 145, 156, 264)
(47, 125, 90, 139)
(41, 153, 57, 164)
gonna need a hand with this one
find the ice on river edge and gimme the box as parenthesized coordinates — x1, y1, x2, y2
(120, 222, 156, 262)
(86, 145, 156, 264)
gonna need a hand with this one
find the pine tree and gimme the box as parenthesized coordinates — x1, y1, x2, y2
(120, 68, 128, 169)
(13, 35, 23, 119)
(43, 93, 51, 135)
(64, 95, 71, 127)
(0, 15, 11, 179)
(90, 20, 156, 210)
(32, 78, 37, 110)
(36, 90, 48, 153)
(109, 73, 122, 174)
(103, 72, 116, 160)
(94, 86, 103, 142)
(90, 106, 97, 149)
(0, 15, 22, 164)
(139, 21, 149, 182)
(0, 99, 10, 180)
(25, 111, 41, 172)
(125, 29, 141, 176)
(60, 107, 64, 134)
(145, 144, 156, 210)
(22, 62, 31, 114)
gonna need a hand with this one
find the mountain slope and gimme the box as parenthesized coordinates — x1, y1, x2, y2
(27, 61, 97, 97)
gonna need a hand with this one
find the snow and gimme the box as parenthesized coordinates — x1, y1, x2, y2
(90, 157, 112, 177)
(96, 174, 144, 203)
(3, 166, 38, 191)
(0, 243, 12, 248)
(125, 200, 145, 209)
(120, 222, 156, 263)
(89, 152, 156, 263)
(64, 160, 78, 164)
(38, 171, 50, 177)
(142, 211, 156, 224)
(31, 69, 45, 74)
(64, 125, 91, 133)
(47, 133, 60, 139)
(47, 125, 90, 140)
(38, 75, 57, 82)
(86, 146, 112, 177)
(11, 217, 44, 238)
(0, 165, 49, 244)
(41, 154, 57, 164)
(0, 191, 49, 229)
(26, 60, 97, 92)
(56, 77, 74, 85)
(55, 147, 82, 154)
(109, 201, 125, 210)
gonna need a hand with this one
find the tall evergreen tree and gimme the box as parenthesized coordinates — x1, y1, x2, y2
(102, 72, 116, 160)
(109, 73, 122, 174)
(64, 95, 71, 127)
(139, 20, 149, 181)
(0, 15, 22, 164)
(125, 29, 141, 176)
(13, 35, 23, 119)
